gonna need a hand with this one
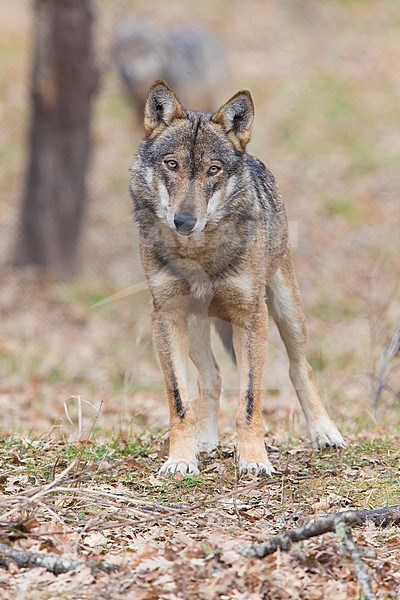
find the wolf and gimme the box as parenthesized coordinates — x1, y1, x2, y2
(113, 22, 229, 117)
(130, 80, 345, 476)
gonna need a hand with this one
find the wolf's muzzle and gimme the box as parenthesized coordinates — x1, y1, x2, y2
(173, 212, 197, 235)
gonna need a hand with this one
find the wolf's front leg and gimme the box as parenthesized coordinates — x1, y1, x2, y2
(189, 315, 221, 454)
(152, 308, 199, 475)
(233, 300, 274, 476)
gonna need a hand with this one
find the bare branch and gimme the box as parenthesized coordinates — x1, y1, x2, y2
(350, 504, 400, 527)
(242, 511, 361, 558)
(242, 505, 400, 597)
(0, 544, 118, 575)
(373, 325, 400, 409)
(242, 504, 400, 558)
(335, 521, 377, 600)
(0, 461, 77, 521)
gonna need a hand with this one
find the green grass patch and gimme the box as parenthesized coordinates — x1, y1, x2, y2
(66, 282, 115, 309)
(311, 76, 359, 127)
(281, 438, 400, 511)
(105, 171, 129, 195)
(1, 435, 398, 509)
(332, 0, 375, 4)
(310, 300, 357, 321)
(324, 194, 365, 224)
(345, 137, 384, 173)
(94, 87, 132, 123)
(0, 350, 42, 380)
(308, 351, 327, 373)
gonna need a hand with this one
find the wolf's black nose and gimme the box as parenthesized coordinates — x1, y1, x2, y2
(173, 212, 197, 234)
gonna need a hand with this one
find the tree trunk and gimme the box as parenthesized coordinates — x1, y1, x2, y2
(14, 0, 98, 279)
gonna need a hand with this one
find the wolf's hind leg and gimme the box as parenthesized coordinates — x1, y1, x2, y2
(233, 300, 275, 476)
(266, 252, 345, 451)
(189, 315, 221, 454)
(152, 308, 199, 475)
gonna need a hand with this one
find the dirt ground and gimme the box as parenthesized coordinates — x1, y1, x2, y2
(0, 1, 399, 598)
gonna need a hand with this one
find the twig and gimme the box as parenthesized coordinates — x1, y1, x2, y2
(242, 504, 400, 597)
(0, 461, 77, 521)
(345, 504, 400, 527)
(0, 543, 118, 575)
(63, 396, 101, 441)
(242, 504, 400, 558)
(242, 511, 361, 557)
(335, 520, 377, 600)
(373, 326, 400, 409)
(0, 455, 146, 512)
(7, 481, 260, 538)
(90, 282, 148, 308)
(0, 385, 24, 394)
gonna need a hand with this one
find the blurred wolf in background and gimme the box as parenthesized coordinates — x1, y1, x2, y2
(113, 22, 229, 116)
(130, 80, 345, 476)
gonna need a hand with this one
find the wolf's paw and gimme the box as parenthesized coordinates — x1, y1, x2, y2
(239, 460, 276, 477)
(158, 458, 200, 476)
(196, 421, 219, 455)
(197, 439, 218, 455)
(309, 421, 345, 451)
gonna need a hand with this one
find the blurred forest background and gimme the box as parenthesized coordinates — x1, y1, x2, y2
(1, 0, 399, 444)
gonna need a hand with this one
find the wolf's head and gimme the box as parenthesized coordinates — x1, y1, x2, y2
(135, 80, 254, 236)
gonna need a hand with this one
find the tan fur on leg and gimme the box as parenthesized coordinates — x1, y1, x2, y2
(233, 301, 275, 475)
(152, 308, 199, 475)
(130, 80, 345, 477)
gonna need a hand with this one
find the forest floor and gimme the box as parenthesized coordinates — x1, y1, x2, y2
(0, 432, 399, 599)
(1, 0, 400, 598)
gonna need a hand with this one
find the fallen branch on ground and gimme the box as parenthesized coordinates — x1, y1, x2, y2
(242, 511, 361, 558)
(346, 504, 400, 527)
(243, 504, 400, 558)
(0, 544, 118, 575)
(335, 520, 377, 600)
(242, 505, 400, 600)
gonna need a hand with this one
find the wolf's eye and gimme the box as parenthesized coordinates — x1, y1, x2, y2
(164, 159, 178, 171)
(208, 165, 221, 176)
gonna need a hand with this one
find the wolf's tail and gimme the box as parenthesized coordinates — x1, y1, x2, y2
(213, 319, 236, 365)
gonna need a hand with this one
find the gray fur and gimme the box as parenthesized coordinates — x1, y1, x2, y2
(130, 101, 289, 288)
(129, 81, 345, 477)
(113, 22, 230, 116)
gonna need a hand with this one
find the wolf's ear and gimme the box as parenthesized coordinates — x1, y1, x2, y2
(144, 80, 186, 136)
(212, 90, 254, 151)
